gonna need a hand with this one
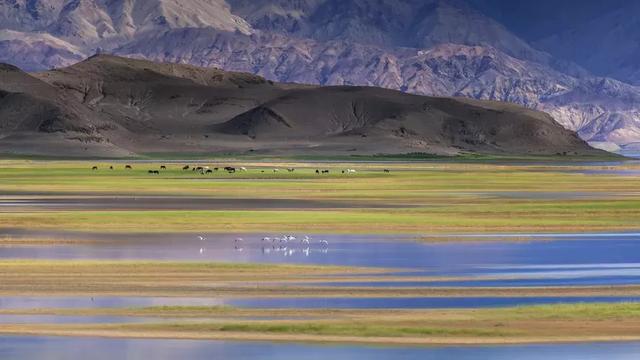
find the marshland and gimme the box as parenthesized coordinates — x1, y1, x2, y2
(1, 157, 640, 357)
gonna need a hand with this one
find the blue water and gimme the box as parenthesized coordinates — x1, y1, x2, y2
(2, 296, 638, 310)
(3, 232, 640, 278)
(1, 336, 640, 360)
(314, 276, 640, 288)
(3, 232, 640, 288)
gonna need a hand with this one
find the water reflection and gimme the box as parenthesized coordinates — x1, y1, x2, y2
(2, 336, 640, 360)
(1, 296, 639, 310)
(3, 232, 640, 288)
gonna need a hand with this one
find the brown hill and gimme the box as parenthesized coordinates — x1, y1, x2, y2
(0, 55, 605, 157)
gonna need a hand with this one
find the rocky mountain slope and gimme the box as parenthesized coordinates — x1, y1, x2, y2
(0, 0, 638, 148)
(536, 2, 640, 87)
(0, 55, 603, 157)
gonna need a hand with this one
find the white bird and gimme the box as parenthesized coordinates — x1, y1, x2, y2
(197, 236, 206, 241)
(319, 240, 329, 247)
(262, 237, 271, 242)
(301, 236, 310, 245)
(235, 237, 244, 243)
(199, 248, 205, 254)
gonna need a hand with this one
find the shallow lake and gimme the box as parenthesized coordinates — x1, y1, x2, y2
(1, 336, 640, 360)
(3, 231, 640, 285)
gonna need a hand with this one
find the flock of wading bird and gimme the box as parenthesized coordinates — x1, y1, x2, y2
(90, 164, 392, 174)
(195, 235, 330, 257)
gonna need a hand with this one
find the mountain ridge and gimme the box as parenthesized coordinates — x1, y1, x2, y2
(1, 0, 639, 148)
(0, 55, 604, 158)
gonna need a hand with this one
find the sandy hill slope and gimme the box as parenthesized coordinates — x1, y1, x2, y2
(0, 55, 604, 157)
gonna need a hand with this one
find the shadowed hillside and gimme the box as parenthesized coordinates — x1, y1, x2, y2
(0, 55, 605, 157)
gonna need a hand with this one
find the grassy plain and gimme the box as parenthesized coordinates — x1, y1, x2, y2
(0, 160, 639, 235)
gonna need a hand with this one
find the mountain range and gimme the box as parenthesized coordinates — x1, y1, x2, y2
(1, 0, 639, 151)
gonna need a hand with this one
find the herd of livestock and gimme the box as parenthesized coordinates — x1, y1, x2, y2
(91, 165, 391, 174)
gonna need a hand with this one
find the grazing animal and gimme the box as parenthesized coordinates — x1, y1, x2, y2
(109, 166, 114, 170)
(273, 169, 279, 173)
(125, 165, 132, 170)
(214, 168, 219, 171)
(160, 165, 167, 170)
(183, 165, 190, 170)
(342, 170, 345, 174)
(224, 167, 236, 173)
(196, 167, 203, 171)
(346, 169, 357, 174)
(240, 167, 247, 172)
(384, 169, 390, 173)
(287, 168, 295, 172)
(148, 170, 160, 175)
(315, 169, 320, 174)
(192, 168, 197, 172)
(322, 170, 329, 174)
(92, 166, 98, 170)
(206, 169, 213, 174)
